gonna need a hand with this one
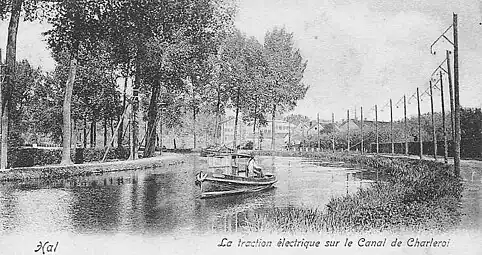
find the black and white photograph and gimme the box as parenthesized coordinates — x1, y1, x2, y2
(0, 0, 480, 254)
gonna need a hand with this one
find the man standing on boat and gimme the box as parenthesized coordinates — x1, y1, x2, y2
(247, 156, 264, 178)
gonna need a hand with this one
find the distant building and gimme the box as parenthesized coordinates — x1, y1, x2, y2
(220, 116, 298, 150)
(254, 119, 297, 150)
(220, 117, 249, 148)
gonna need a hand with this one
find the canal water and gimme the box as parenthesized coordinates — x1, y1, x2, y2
(0, 155, 375, 236)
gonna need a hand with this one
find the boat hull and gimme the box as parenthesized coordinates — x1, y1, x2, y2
(196, 172, 276, 198)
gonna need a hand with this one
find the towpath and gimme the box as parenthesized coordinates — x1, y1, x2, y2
(0, 152, 185, 181)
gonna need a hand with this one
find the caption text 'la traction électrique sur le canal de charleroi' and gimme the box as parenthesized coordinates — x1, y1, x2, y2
(217, 237, 451, 249)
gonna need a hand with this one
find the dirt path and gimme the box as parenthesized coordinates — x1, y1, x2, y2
(458, 159, 482, 231)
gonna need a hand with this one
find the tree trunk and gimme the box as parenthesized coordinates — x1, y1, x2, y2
(233, 87, 241, 151)
(252, 102, 257, 149)
(90, 120, 94, 148)
(71, 119, 76, 149)
(159, 115, 163, 154)
(271, 104, 276, 150)
(60, 54, 78, 165)
(117, 77, 127, 148)
(193, 107, 197, 149)
(110, 117, 115, 147)
(94, 121, 97, 147)
(103, 118, 107, 147)
(83, 117, 87, 148)
(143, 80, 160, 158)
(130, 72, 140, 160)
(1, 0, 22, 169)
(215, 83, 221, 144)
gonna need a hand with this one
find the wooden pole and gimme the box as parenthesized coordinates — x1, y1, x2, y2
(417, 88, 422, 159)
(375, 105, 379, 154)
(404, 95, 408, 155)
(440, 71, 448, 163)
(390, 99, 394, 154)
(102, 105, 129, 162)
(361, 106, 364, 154)
(430, 80, 437, 160)
(0, 49, 4, 170)
(447, 50, 455, 146)
(331, 113, 335, 152)
(288, 121, 291, 149)
(347, 110, 350, 151)
(160, 111, 163, 155)
(453, 13, 461, 176)
(317, 113, 320, 149)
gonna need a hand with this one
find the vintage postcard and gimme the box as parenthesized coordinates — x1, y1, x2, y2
(0, 0, 480, 254)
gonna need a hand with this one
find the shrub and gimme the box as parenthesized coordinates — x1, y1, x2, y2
(244, 151, 463, 233)
(8, 148, 61, 168)
(7, 147, 130, 168)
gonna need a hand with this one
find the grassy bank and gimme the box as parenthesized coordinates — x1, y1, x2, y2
(244, 151, 463, 233)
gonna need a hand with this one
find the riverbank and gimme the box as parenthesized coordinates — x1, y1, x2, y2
(0, 153, 185, 182)
(244, 150, 463, 234)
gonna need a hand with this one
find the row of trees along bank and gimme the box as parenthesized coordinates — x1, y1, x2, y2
(0, 0, 308, 168)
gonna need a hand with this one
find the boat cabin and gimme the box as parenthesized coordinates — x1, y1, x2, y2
(207, 153, 254, 176)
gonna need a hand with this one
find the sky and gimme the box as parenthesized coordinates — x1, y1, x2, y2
(235, 0, 482, 121)
(0, 0, 481, 122)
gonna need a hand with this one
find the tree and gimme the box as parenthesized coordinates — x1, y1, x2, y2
(219, 30, 250, 150)
(460, 108, 482, 158)
(284, 114, 310, 126)
(44, 0, 110, 165)
(240, 36, 270, 146)
(9, 60, 45, 146)
(0, 0, 34, 169)
(264, 27, 308, 150)
(139, 0, 236, 157)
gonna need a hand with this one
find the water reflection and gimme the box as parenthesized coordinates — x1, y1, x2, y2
(0, 155, 375, 236)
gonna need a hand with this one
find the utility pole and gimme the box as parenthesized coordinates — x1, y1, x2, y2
(390, 99, 394, 154)
(375, 105, 379, 154)
(430, 80, 437, 160)
(404, 95, 408, 155)
(430, 14, 460, 172)
(453, 13, 461, 176)
(0, 49, 5, 170)
(440, 71, 448, 163)
(417, 88, 422, 159)
(447, 50, 455, 145)
(317, 113, 320, 150)
(332, 113, 335, 152)
(347, 110, 350, 151)
(361, 106, 364, 154)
